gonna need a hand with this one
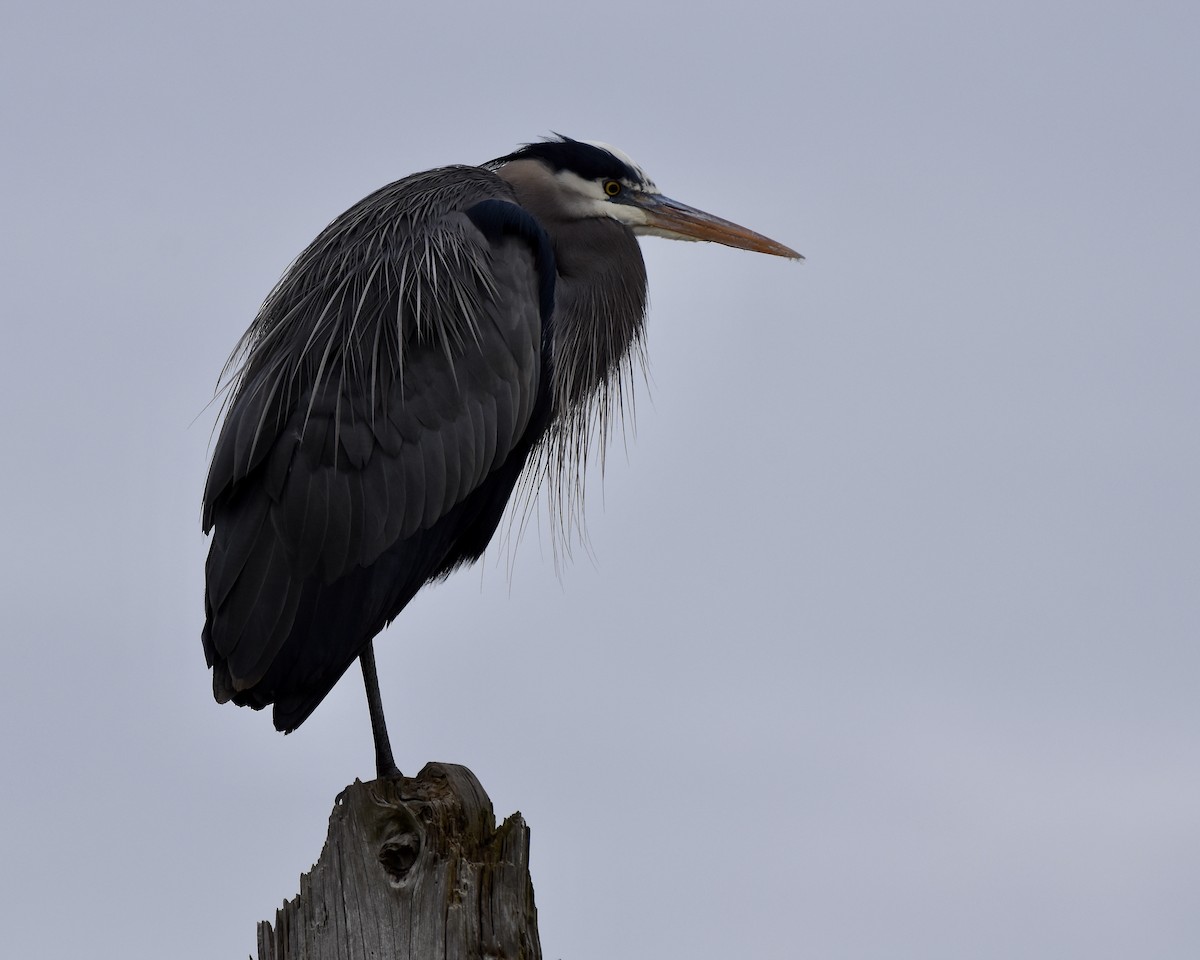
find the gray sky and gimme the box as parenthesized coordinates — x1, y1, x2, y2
(2, 2, 1197, 957)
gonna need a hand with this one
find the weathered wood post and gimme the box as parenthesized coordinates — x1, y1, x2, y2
(257, 762, 541, 960)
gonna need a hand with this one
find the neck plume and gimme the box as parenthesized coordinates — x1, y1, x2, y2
(496, 165, 650, 554)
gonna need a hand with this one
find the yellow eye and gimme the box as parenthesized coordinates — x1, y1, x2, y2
(604, 179, 622, 197)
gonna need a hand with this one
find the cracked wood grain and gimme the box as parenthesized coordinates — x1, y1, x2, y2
(256, 762, 541, 960)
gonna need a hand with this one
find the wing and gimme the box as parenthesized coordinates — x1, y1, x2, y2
(201, 169, 556, 731)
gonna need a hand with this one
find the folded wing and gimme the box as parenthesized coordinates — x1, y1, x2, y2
(201, 167, 555, 731)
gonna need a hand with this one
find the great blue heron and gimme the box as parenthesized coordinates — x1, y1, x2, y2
(202, 136, 801, 777)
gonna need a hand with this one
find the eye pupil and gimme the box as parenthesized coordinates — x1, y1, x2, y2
(605, 180, 622, 197)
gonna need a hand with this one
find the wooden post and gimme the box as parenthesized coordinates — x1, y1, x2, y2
(256, 762, 541, 960)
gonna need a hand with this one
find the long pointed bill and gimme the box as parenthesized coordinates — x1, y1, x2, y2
(633, 194, 803, 260)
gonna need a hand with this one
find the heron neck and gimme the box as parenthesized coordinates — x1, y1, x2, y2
(544, 218, 648, 413)
(494, 161, 648, 410)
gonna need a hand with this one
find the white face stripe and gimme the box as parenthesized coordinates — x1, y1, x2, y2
(579, 140, 660, 193)
(550, 167, 653, 228)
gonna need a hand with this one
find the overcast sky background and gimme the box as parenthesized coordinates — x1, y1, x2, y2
(2, 2, 1197, 957)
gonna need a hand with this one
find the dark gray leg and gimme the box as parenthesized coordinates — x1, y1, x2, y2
(360, 641, 400, 779)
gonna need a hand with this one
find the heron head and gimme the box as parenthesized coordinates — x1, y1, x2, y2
(490, 136, 803, 260)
